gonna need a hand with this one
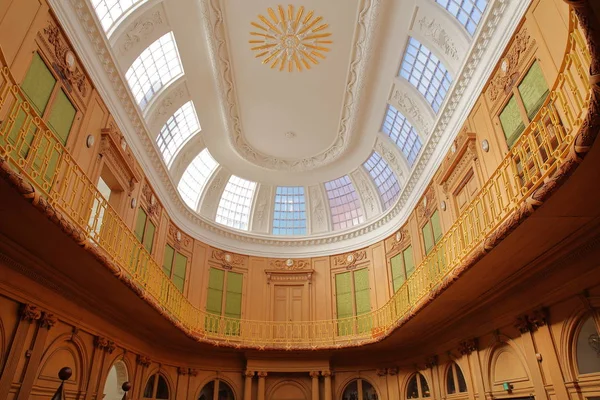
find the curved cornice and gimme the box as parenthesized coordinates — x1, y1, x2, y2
(55, 0, 529, 257)
(202, 0, 382, 172)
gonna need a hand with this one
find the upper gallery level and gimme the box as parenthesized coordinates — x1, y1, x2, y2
(41, 0, 535, 256)
(0, 0, 597, 350)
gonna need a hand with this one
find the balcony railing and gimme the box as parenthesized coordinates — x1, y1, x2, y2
(0, 11, 593, 349)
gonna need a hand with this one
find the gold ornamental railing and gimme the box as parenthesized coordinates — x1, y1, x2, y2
(0, 12, 592, 348)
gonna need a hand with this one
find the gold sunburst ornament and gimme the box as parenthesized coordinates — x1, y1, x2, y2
(249, 5, 332, 72)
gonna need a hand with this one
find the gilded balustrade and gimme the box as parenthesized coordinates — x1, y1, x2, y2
(0, 11, 593, 349)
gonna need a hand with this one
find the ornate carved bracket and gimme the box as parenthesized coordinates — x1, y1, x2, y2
(40, 312, 57, 329)
(168, 223, 192, 252)
(265, 269, 314, 285)
(425, 355, 438, 369)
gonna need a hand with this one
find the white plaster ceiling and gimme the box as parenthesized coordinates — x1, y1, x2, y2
(51, 0, 531, 256)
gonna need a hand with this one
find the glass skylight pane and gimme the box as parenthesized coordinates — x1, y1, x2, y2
(436, 0, 488, 35)
(125, 32, 183, 110)
(325, 176, 364, 231)
(91, 0, 145, 32)
(363, 152, 401, 210)
(216, 176, 257, 231)
(273, 187, 307, 236)
(399, 38, 452, 113)
(157, 101, 200, 167)
(177, 149, 218, 211)
(381, 105, 422, 166)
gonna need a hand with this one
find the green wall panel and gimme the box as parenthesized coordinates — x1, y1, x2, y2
(224, 272, 243, 319)
(47, 89, 76, 145)
(162, 244, 174, 276)
(206, 268, 224, 314)
(134, 209, 147, 242)
(21, 53, 55, 115)
(518, 61, 549, 119)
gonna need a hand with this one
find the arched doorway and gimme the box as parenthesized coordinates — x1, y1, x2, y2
(103, 360, 128, 400)
(269, 380, 308, 400)
(198, 379, 235, 400)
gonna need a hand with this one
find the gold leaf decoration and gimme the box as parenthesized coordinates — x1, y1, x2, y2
(249, 5, 332, 72)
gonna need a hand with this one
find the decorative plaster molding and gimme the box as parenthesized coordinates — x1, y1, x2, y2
(120, 10, 163, 54)
(309, 185, 328, 234)
(251, 185, 272, 233)
(201, 0, 382, 171)
(147, 82, 188, 132)
(57, 0, 517, 255)
(392, 89, 432, 135)
(418, 16, 459, 61)
(350, 170, 380, 218)
(374, 136, 407, 179)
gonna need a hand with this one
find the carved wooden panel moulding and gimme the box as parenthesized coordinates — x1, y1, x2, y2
(39, 19, 90, 111)
(437, 130, 479, 195)
(210, 248, 246, 270)
(385, 226, 411, 256)
(268, 258, 311, 270)
(332, 249, 368, 270)
(416, 186, 437, 224)
(141, 181, 161, 220)
(486, 27, 536, 112)
(167, 223, 192, 252)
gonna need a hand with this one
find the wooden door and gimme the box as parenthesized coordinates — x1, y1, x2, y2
(455, 170, 479, 213)
(273, 285, 304, 338)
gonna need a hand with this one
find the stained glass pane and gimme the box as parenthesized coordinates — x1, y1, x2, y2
(364, 151, 401, 209)
(325, 176, 364, 231)
(381, 105, 422, 166)
(125, 32, 183, 110)
(399, 38, 452, 112)
(216, 176, 257, 231)
(177, 149, 218, 211)
(273, 186, 307, 235)
(157, 101, 200, 167)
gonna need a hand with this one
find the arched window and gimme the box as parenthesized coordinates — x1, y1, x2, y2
(143, 373, 169, 399)
(446, 362, 467, 394)
(406, 373, 431, 399)
(103, 361, 128, 400)
(198, 380, 235, 400)
(576, 315, 600, 375)
(341, 379, 378, 400)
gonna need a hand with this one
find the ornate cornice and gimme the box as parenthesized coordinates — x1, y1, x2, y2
(57, 0, 519, 255)
(201, 0, 382, 172)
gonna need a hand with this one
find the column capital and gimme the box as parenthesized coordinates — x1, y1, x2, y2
(257, 371, 268, 378)
(136, 355, 151, 367)
(321, 370, 333, 377)
(309, 371, 320, 378)
(94, 336, 116, 354)
(458, 338, 478, 355)
(244, 370, 255, 378)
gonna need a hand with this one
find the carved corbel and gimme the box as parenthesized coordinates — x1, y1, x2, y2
(94, 336, 116, 353)
(40, 312, 57, 329)
(425, 355, 438, 369)
(136, 355, 151, 367)
(458, 338, 478, 355)
(20, 303, 42, 322)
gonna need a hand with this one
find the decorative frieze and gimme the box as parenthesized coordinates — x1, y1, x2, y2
(168, 224, 192, 252)
(386, 227, 411, 255)
(141, 182, 161, 219)
(269, 258, 311, 270)
(418, 16, 459, 61)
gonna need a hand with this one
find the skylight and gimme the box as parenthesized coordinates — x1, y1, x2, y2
(325, 176, 364, 231)
(382, 105, 422, 166)
(125, 32, 183, 110)
(363, 152, 401, 210)
(273, 187, 307, 236)
(399, 37, 452, 113)
(91, 0, 146, 33)
(177, 149, 218, 211)
(436, 0, 488, 35)
(157, 101, 200, 167)
(216, 176, 257, 231)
